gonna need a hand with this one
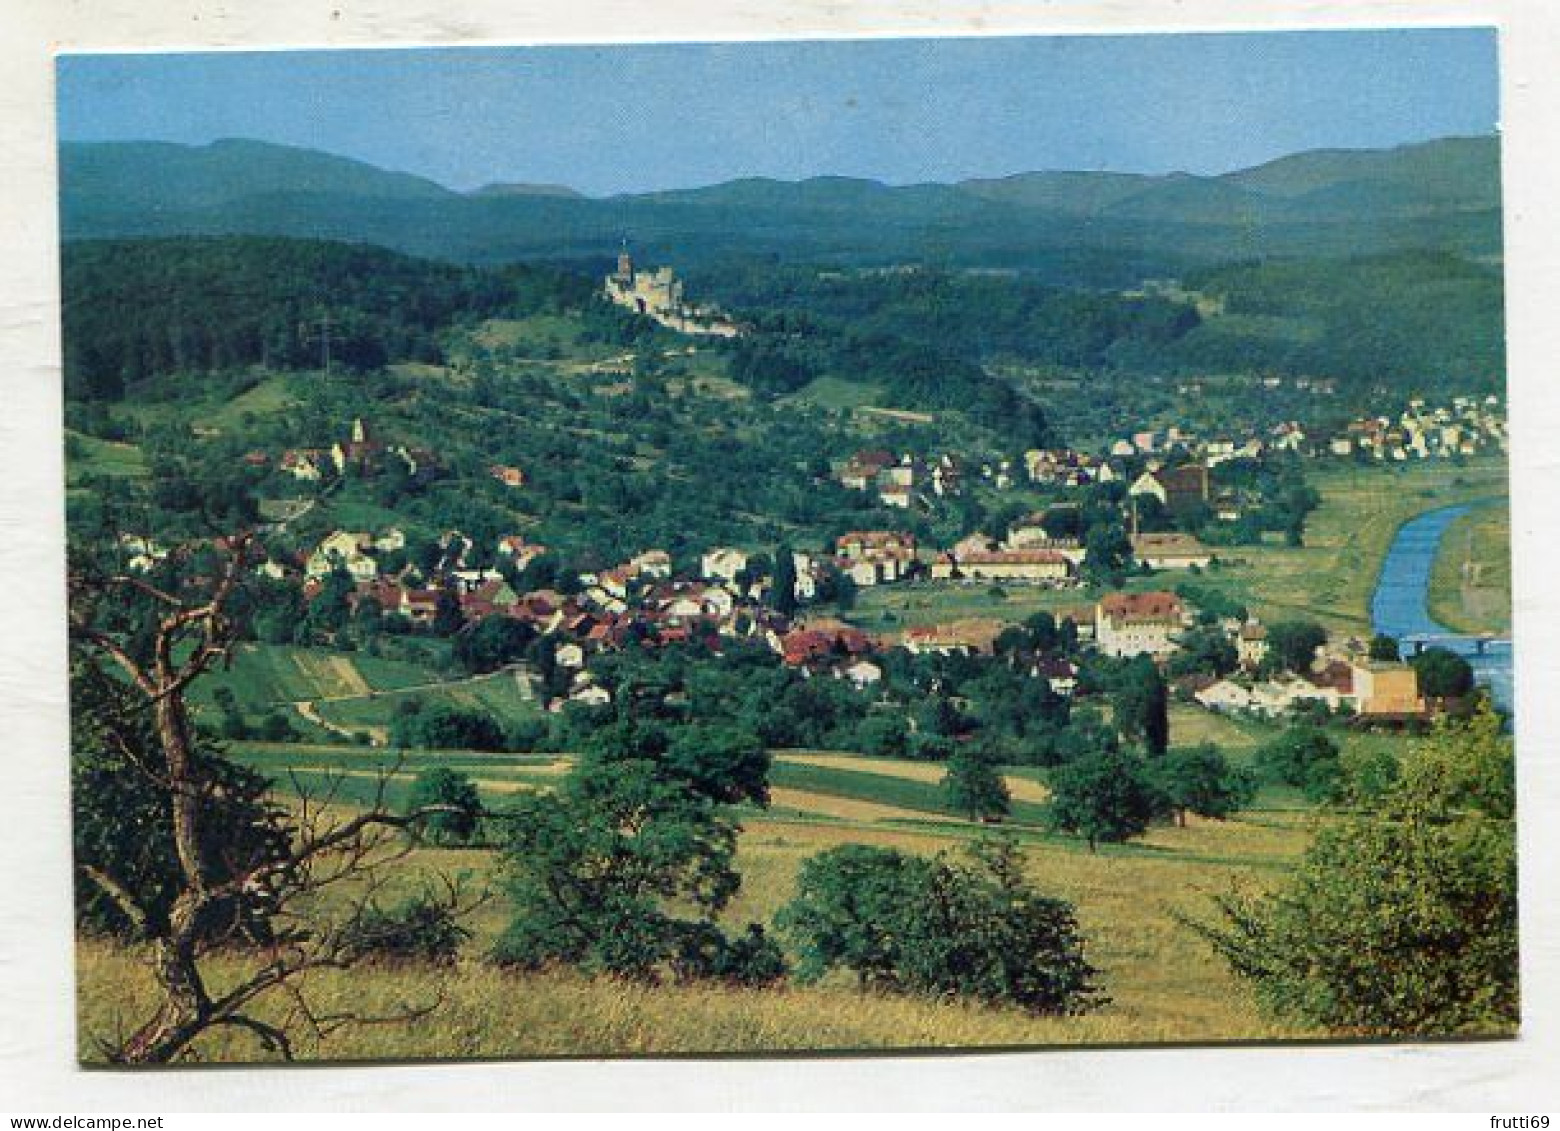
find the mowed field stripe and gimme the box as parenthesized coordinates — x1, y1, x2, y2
(767, 786, 928, 824)
(777, 752, 1050, 804)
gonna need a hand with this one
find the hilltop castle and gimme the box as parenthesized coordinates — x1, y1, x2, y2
(603, 247, 741, 338)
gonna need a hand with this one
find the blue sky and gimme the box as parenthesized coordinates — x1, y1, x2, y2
(56, 29, 1498, 196)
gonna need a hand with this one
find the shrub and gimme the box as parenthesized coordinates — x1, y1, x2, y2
(405, 767, 483, 846)
(344, 892, 471, 965)
(1196, 706, 1516, 1037)
(778, 838, 1104, 1015)
(1255, 725, 1343, 802)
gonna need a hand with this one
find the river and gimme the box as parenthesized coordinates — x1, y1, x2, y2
(1369, 499, 1513, 712)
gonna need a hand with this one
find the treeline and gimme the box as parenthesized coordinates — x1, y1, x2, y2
(61, 237, 584, 400)
(1178, 250, 1505, 392)
(705, 264, 1201, 369)
(704, 264, 1198, 439)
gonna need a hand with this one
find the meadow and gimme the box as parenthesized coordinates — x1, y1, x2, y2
(75, 698, 1355, 1063)
(1428, 498, 1512, 635)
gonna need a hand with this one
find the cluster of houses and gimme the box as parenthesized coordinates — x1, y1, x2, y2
(836, 395, 1504, 519)
(257, 419, 446, 486)
(1325, 396, 1507, 462)
(836, 450, 964, 508)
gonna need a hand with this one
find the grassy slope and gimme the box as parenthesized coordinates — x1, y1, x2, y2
(65, 430, 148, 482)
(77, 785, 1318, 1062)
(1427, 499, 1511, 635)
(84, 680, 1445, 1061)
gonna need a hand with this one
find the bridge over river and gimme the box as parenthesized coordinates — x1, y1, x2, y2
(1370, 499, 1512, 711)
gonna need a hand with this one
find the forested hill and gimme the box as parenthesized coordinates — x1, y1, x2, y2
(60, 238, 598, 401)
(59, 135, 1502, 283)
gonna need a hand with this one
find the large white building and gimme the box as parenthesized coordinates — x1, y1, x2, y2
(1094, 591, 1186, 658)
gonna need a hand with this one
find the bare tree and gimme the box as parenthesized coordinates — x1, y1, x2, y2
(69, 533, 481, 1064)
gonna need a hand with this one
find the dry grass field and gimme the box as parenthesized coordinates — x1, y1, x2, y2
(77, 732, 1325, 1063)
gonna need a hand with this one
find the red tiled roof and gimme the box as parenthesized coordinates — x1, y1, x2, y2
(958, 549, 1072, 566)
(1099, 591, 1183, 623)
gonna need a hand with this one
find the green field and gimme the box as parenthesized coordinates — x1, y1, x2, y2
(1428, 498, 1511, 635)
(65, 430, 148, 483)
(193, 643, 539, 744)
(783, 375, 888, 411)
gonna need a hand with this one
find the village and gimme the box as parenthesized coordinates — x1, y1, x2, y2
(108, 352, 1505, 737)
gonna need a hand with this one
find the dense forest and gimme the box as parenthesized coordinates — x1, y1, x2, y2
(701, 263, 1202, 371)
(60, 238, 602, 401)
(1176, 251, 1506, 392)
(696, 249, 1504, 398)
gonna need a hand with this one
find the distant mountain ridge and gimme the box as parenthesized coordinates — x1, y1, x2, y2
(58, 134, 1501, 282)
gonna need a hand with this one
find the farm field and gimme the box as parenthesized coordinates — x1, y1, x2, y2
(1428, 498, 1511, 635)
(193, 643, 541, 744)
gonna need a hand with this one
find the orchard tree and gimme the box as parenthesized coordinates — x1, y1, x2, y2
(405, 768, 483, 846)
(1151, 743, 1256, 827)
(778, 839, 1104, 1015)
(942, 747, 1011, 822)
(1255, 725, 1343, 803)
(1046, 747, 1164, 851)
(494, 753, 779, 984)
(68, 535, 479, 1063)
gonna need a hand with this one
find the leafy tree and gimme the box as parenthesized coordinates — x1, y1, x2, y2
(1255, 725, 1343, 803)
(1264, 620, 1327, 674)
(1411, 646, 1475, 700)
(1046, 747, 1164, 851)
(452, 616, 536, 674)
(1151, 743, 1256, 826)
(1082, 521, 1132, 586)
(1168, 626, 1239, 678)
(404, 768, 483, 846)
(855, 712, 910, 758)
(1196, 705, 1516, 1037)
(778, 839, 1104, 1015)
(663, 724, 771, 807)
(1368, 633, 1401, 662)
(493, 758, 749, 980)
(391, 700, 506, 750)
(942, 747, 1011, 822)
(431, 589, 465, 637)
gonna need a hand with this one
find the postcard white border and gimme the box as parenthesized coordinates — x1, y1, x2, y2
(3, 0, 1558, 1113)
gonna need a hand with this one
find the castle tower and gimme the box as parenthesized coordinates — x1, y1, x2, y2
(351, 417, 369, 444)
(614, 242, 634, 283)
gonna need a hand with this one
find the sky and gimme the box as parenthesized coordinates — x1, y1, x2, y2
(56, 29, 1499, 197)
